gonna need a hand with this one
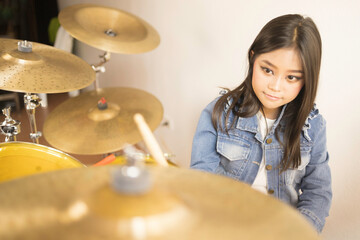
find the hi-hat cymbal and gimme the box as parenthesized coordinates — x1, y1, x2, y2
(0, 38, 95, 93)
(43, 87, 163, 155)
(0, 166, 319, 240)
(59, 4, 160, 54)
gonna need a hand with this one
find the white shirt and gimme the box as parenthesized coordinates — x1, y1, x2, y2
(252, 112, 276, 194)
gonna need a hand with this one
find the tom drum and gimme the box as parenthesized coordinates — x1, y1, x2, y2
(0, 141, 85, 183)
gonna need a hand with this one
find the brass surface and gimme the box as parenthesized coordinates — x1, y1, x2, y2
(59, 4, 160, 54)
(43, 87, 163, 155)
(0, 166, 319, 240)
(0, 38, 95, 93)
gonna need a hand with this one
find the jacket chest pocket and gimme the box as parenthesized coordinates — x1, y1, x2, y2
(284, 146, 311, 186)
(216, 135, 251, 176)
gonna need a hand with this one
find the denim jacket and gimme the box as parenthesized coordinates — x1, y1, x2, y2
(191, 97, 332, 233)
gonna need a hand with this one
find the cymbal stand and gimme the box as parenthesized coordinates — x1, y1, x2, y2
(24, 93, 42, 144)
(91, 52, 111, 91)
(0, 107, 21, 142)
(15, 41, 41, 143)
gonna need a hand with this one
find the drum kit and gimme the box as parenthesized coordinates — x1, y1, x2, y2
(0, 4, 320, 239)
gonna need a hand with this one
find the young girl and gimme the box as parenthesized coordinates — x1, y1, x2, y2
(191, 14, 332, 233)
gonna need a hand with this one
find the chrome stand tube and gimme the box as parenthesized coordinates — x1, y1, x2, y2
(24, 93, 42, 144)
(91, 52, 111, 92)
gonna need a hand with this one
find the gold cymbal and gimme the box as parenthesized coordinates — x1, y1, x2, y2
(43, 87, 163, 155)
(59, 4, 160, 54)
(0, 38, 95, 93)
(0, 166, 319, 240)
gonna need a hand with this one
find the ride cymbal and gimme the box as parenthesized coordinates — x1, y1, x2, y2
(0, 38, 95, 93)
(43, 87, 163, 155)
(0, 166, 319, 240)
(59, 4, 160, 54)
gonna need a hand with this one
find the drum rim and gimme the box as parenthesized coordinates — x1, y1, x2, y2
(0, 141, 86, 167)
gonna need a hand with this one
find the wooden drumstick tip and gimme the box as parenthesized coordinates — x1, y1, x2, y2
(133, 113, 168, 167)
(134, 113, 144, 123)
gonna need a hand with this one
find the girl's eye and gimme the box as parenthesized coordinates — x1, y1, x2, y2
(287, 75, 302, 81)
(261, 67, 273, 75)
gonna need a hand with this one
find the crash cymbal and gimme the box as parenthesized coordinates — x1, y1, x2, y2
(0, 38, 95, 93)
(43, 87, 163, 155)
(59, 4, 160, 54)
(0, 166, 319, 240)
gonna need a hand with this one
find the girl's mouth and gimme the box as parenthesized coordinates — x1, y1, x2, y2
(264, 92, 280, 100)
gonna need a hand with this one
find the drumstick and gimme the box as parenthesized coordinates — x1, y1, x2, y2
(133, 113, 169, 167)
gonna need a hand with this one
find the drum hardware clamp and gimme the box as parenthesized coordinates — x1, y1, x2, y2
(0, 107, 21, 142)
(91, 52, 111, 91)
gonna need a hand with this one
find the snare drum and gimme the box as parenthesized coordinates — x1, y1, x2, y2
(0, 141, 85, 183)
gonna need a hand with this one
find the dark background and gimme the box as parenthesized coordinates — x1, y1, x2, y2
(0, 0, 59, 44)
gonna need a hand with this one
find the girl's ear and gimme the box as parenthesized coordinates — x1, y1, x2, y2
(250, 50, 255, 58)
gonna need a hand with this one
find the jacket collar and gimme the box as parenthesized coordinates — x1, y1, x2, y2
(235, 104, 287, 134)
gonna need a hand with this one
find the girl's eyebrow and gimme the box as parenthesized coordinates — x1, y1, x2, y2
(261, 59, 304, 73)
(261, 60, 277, 69)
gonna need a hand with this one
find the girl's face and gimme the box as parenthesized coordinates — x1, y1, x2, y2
(252, 47, 304, 119)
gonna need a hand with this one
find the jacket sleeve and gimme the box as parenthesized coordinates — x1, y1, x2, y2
(190, 100, 221, 172)
(297, 115, 332, 233)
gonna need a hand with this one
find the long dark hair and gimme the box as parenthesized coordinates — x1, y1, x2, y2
(212, 14, 322, 171)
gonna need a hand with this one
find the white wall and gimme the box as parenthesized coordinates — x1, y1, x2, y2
(58, 0, 360, 239)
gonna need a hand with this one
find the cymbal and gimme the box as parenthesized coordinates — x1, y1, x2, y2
(43, 87, 163, 155)
(59, 4, 160, 54)
(0, 38, 95, 93)
(0, 166, 319, 240)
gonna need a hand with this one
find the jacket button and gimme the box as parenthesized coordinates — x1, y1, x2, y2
(266, 138, 272, 144)
(268, 189, 275, 194)
(265, 165, 272, 171)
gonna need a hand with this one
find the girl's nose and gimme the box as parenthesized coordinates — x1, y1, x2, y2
(268, 75, 281, 92)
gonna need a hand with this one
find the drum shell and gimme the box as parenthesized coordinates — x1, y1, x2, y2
(0, 141, 85, 183)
